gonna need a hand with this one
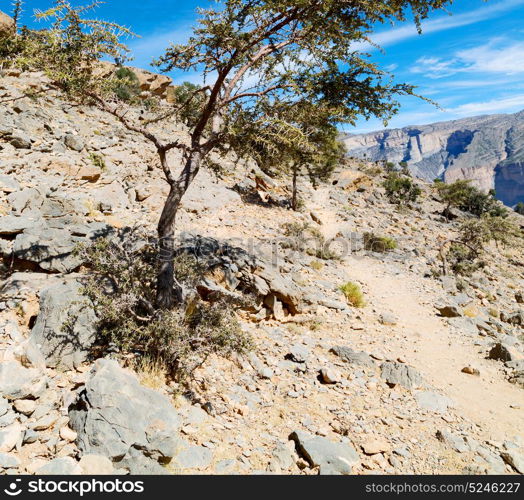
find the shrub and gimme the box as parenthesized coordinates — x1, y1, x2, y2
(281, 222, 340, 260)
(514, 202, 524, 215)
(113, 67, 141, 102)
(89, 152, 106, 170)
(441, 215, 522, 276)
(437, 180, 507, 218)
(339, 282, 365, 307)
(383, 173, 421, 205)
(77, 229, 253, 380)
(363, 232, 397, 252)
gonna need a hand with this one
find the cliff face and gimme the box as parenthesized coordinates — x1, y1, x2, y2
(342, 111, 524, 206)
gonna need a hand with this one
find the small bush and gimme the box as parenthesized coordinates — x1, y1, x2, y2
(363, 232, 397, 252)
(383, 173, 421, 205)
(339, 282, 365, 307)
(77, 230, 253, 380)
(89, 152, 106, 170)
(113, 67, 141, 102)
(514, 202, 524, 215)
(310, 260, 324, 271)
(281, 222, 340, 260)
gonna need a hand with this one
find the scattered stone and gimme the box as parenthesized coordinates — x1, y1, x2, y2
(0, 452, 20, 469)
(64, 134, 84, 151)
(69, 359, 182, 472)
(30, 280, 97, 370)
(461, 366, 480, 376)
(78, 455, 115, 475)
(286, 344, 309, 363)
(436, 304, 462, 318)
(500, 450, 524, 474)
(415, 391, 454, 413)
(0, 424, 23, 453)
(59, 426, 78, 442)
(488, 343, 523, 363)
(174, 445, 213, 470)
(13, 399, 36, 416)
(380, 362, 423, 390)
(361, 437, 391, 455)
(380, 313, 398, 326)
(330, 346, 375, 368)
(0, 361, 46, 400)
(436, 429, 469, 453)
(290, 430, 360, 475)
(319, 368, 341, 384)
(36, 457, 82, 475)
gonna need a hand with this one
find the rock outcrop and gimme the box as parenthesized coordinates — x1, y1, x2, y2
(342, 110, 524, 206)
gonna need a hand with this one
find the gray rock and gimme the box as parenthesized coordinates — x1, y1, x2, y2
(380, 362, 424, 390)
(270, 443, 295, 470)
(436, 429, 470, 453)
(0, 452, 20, 469)
(69, 359, 182, 472)
(0, 215, 38, 236)
(330, 346, 375, 368)
(78, 454, 115, 475)
(174, 445, 213, 470)
(500, 450, 524, 474)
(0, 424, 23, 453)
(30, 280, 97, 370)
(64, 134, 84, 151)
(36, 457, 82, 475)
(0, 397, 9, 417)
(436, 304, 463, 318)
(0, 361, 46, 400)
(290, 430, 360, 475)
(488, 343, 523, 363)
(13, 226, 84, 272)
(286, 344, 310, 363)
(415, 391, 454, 413)
(0, 174, 19, 193)
(9, 132, 32, 149)
(380, 313, 398, 325)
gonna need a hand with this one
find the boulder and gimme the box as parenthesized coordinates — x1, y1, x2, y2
(330, 346, 375, 368)
(78, 455, 115, 475)
(0, 361, 46, 400)
(36, 457, 83, 475)
(0, 11, 14, 35)
(415, 391, 454, 413)
(0, 174, 19, 193)
(69, 359, 182, 473)
(30, 281, 97, 370)
(0, 215, 39, 236)
(290, 430, 360, 475)
(380, 361, 424, 390)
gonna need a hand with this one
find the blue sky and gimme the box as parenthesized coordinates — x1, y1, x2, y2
(12, 0, 524, 133)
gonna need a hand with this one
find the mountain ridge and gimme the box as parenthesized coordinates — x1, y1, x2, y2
(342, 110, 524, 206)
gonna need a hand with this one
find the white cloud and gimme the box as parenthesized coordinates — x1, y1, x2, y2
(364, 0, 524, 49)
(447, 94, 524, 115)
(457, 39, 524, 74)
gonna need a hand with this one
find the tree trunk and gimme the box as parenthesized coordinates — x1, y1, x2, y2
(156, 151, 202, 309)
(291, 167, 298, 211)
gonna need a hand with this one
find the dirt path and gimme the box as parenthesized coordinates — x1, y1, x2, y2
(348, 257, 524, 442)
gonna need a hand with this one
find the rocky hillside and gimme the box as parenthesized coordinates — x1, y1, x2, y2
(342, 111, 524, 207)
(0, 70, 523, 476)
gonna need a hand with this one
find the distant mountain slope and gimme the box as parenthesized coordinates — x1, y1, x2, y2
(342, 110, 524, 206)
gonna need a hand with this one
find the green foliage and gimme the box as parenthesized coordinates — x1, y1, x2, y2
(437, 180, 507, 218)
(8, 1, 133, 99)
(113, 66, 140, 102)
(168, 81, 207, 128)
(88, 152, 105, 170)
(77, 231, 253, 379)
(444, 215, 522, 276)
(363, 232, 398, 252)
(339, 282, 365, 308)
(281, 222, 340, 260)
(383, 172, 421, 205)
(515, 202, 524, 215)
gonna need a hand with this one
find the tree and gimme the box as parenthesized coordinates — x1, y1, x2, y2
(515, 202, 524, 215)
(383, 172, 421, 205)
(17, 0, 454, 309)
